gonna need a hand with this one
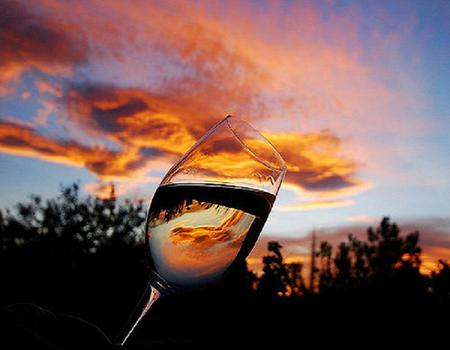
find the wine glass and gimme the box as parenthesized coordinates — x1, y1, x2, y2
(117, 115, 287, 345)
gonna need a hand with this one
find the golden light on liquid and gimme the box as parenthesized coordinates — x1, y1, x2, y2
(148, 199, 256, 285)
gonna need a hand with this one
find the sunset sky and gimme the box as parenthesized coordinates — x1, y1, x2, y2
(1, 0, 449, 272)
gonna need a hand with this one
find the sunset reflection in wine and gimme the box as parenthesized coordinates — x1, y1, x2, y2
(146, 183, 275, 286)
(117, 116, 287, 345)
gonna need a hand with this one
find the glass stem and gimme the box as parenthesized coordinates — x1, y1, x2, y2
(116, 280, 165, 346)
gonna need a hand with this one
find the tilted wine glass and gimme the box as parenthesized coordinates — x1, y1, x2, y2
(117, 115, 287, 345)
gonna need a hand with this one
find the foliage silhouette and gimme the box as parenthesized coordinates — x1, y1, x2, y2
(0, 185, 449, 348)
(258, 241, 306, 298)
(0, 183, 148, 336)
(315, 217, 425, 296)
(258, 241, 286, 297)
(431, 259, 450, 306)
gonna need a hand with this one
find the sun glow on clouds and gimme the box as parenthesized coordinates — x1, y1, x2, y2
(0, 0, 423, 207)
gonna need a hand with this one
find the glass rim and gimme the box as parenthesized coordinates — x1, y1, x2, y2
(224, 115, 287, 173)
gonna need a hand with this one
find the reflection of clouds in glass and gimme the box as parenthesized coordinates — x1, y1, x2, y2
(148, 200, 256, 286)
(170, 206, 250, 246)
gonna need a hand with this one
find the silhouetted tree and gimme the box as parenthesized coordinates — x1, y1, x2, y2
(334, 241, 351, 286)
(365, 217, 421, 278)
(285, 262, 306, 296)
(348, 234, 369, 280)
(0, 183, 147, 334)
(317, 241, 333, 292)
(258, 241, 305, 298)
(315, 217, 425, 294)
(431, 259, 450, 306)
(258, 241, 287, 298)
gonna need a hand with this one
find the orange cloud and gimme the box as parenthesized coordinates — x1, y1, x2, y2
(266, 131, 364, 194)
(264, 131, 369, 210)
(0, 1, 87, 95)
(58, 82, 364, 199)
(0, 107, 365, 201)
(0, 120, 167, 180)
(0, 120, 105, 168)
(65, 84, 198, 155)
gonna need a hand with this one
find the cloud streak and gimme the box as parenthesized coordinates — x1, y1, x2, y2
(0, 120, 167, 180)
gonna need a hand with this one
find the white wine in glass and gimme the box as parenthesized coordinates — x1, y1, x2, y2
(117, 115, 287, 345)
